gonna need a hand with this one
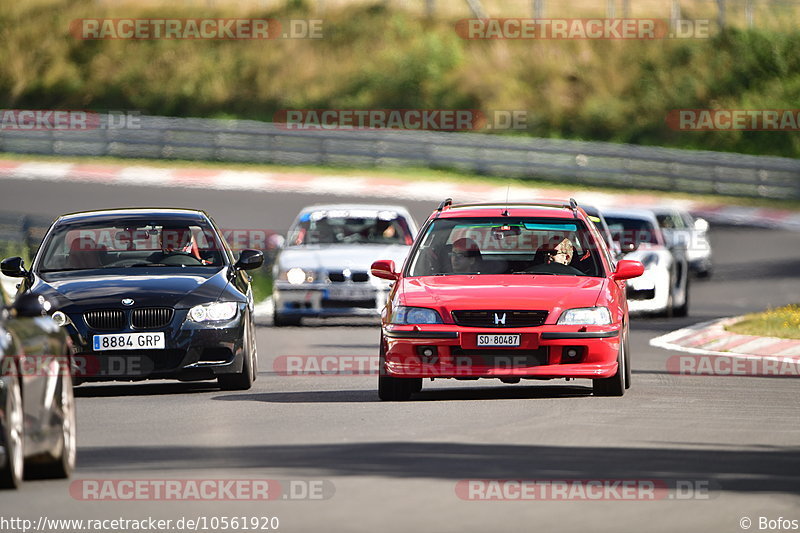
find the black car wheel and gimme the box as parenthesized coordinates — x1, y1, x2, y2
(273, 309, 301, 327)
(623, 328, 632, 390)
(673, 275, 690, 317)
(378, 376, 418, 401)
(593, 334, 625, 397)
(29, 370, 76, 479)
(377, 336, 419, 401)
(0, 372, 24, 489)
(218, 313, 255, 391)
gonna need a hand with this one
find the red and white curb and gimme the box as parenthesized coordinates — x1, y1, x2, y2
(2, 159, 800, 229)
(650, 317, 800, 358)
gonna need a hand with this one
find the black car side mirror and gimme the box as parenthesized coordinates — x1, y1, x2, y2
(235, 249, 264, 271)
(11, 293, 48, 318)
(1, 256, 29, 278)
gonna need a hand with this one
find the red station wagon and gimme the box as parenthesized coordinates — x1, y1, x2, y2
(370, 199, 644, 401)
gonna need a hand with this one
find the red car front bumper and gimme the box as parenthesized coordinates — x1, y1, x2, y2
(381, 324, 621, 379)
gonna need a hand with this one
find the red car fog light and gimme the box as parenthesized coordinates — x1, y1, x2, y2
(561, 346, 585, 363)
(416, 345, 438, 362)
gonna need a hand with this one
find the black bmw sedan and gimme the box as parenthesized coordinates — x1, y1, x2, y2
(1, 208, 263, 390)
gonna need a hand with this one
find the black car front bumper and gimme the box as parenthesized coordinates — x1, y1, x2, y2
(63, 306, 247, 382)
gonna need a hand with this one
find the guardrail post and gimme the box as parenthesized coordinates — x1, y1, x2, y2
(671, 0, 682, 28)
(532, 0, 544, 18)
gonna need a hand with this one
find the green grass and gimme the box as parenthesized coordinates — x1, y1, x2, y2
(726, 305, 800, 340)
(249, 269, 273, 303)
(2, 2, 800, 157)
(3, 151, 800, 211)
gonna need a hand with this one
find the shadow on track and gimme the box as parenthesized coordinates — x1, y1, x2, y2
(211, 385, 592, 403)
(74, 381, 220, 398)
(74, 440, 800, 495)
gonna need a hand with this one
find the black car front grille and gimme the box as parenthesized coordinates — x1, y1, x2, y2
(626, 287, 655, 301)
(131, 307, 173, 329)
(84, 310, 125, 330)
(450, 346, 549, 367)
(322, 299, 375, 309)
(451, 310, 548, 328)
(328, 271, 369, 283)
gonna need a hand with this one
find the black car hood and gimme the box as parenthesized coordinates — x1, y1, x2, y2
(34, 268, 231, 310)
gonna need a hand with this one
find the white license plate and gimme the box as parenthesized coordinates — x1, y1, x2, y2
(477, 334, 520, 347)
(93, 332, 165, 351)
(326, 285, 375, 300)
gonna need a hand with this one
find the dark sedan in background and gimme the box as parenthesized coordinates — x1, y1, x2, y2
(1, 291, 75, 489)
(1, 208, 264, 390)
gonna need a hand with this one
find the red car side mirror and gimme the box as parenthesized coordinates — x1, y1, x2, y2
(612, 259, 644, 281)
(371, 259, 398, 281)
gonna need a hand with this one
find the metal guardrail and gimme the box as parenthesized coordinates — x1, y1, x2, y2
(1, 115, 799, 199)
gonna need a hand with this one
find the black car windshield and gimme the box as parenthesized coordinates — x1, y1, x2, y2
(605, 216, 660, 246)
(287, 208, 413, 246)
(37, 219, 227, 272)
(406, 217, 604, 277)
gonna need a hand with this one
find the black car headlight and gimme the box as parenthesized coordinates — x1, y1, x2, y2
(188, 302, 238, 322)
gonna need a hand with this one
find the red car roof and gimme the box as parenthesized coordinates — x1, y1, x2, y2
(433, 203, 583, 220)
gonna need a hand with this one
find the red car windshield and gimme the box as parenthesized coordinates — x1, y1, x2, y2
(406, 217, 604, 277)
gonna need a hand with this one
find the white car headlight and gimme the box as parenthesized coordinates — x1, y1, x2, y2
(391, 306, 443, 325)
(283, 267, 316, 285)
(188, 302, 238, 322)
(557, 307, 612, 325)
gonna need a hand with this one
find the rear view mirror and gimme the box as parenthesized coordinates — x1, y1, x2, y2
(371, 260, 398, 281)
(612, 260, 645, 281)
(491, 225, 521, 241)
(235, 249, 264, 270)
(1, 256, 28, 278)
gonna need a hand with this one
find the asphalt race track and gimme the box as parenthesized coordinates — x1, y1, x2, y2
(2, 177, 799, 533)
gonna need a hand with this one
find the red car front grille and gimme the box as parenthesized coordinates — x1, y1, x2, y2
(451, 310, 548, 328)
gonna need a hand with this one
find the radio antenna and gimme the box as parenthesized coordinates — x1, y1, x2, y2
(501, 184, 510, 216)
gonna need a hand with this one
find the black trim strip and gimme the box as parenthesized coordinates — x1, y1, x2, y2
(384, 330, 459, 339)
(541, 330, 619, 340)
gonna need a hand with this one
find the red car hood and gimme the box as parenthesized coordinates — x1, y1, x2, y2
(399, 275, 606, 324)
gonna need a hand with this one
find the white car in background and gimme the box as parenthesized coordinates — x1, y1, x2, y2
(651, 207, 713, 278)
(272, 204, 418, 326)
(602, 208, 690, 317)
